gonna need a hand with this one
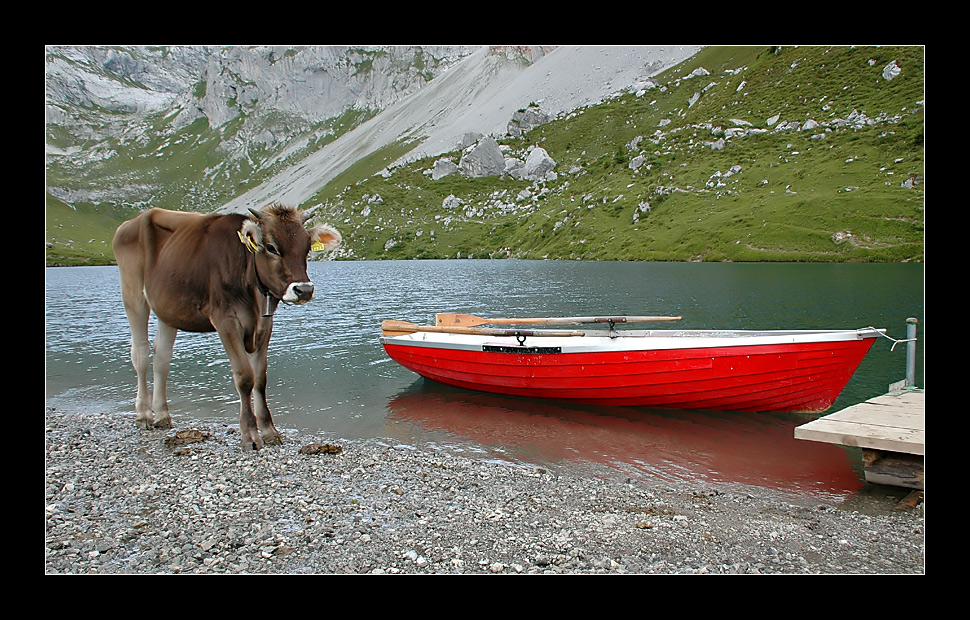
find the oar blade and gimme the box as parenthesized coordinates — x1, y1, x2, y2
(435, 313, 488, 327)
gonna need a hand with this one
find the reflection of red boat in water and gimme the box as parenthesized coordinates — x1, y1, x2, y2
(381, 316, 883, 413)
(385, 383, 864, 500)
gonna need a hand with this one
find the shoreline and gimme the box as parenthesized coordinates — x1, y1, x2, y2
(45, 406, 924, 574)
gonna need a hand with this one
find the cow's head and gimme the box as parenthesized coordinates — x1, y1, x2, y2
(239, 204, 342, 304)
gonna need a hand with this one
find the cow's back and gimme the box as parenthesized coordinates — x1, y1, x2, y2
(113, 208, 246, 333)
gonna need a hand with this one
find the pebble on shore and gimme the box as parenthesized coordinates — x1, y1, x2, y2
(45, 407, 925, 574)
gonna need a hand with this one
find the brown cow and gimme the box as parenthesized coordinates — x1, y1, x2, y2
(112, 204, 341, 450)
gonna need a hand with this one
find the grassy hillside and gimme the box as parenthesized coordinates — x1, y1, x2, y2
(44, 197, 140, 266)
(45, 45, 924, 266)
(312, 45, 923, 262)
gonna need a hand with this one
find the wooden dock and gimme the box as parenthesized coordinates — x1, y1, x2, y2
(795, 389, 924, 490)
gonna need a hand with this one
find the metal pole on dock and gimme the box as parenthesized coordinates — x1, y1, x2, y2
(906, 317, 918, 388)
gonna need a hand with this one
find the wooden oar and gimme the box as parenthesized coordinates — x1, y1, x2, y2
(382, 320, 586, 338)
(435, 313, 683, 327)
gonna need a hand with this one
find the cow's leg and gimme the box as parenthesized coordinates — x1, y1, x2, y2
(123, 300, 154, 429)
(218, 328, 263, 451)
(118, 264, 154, 429)
(251, 317, 282, 446)
(150, 320, 177, 429)
(250, 349, 281, 445)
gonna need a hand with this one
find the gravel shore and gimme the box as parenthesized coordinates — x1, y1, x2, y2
(45, 406, 925, 574)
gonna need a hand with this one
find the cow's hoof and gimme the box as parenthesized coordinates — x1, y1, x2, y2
(263, 432, 283, 446)
(135, 416, 154, 430)
(154, 417, 173, 429)
(241, 437, 263, 452)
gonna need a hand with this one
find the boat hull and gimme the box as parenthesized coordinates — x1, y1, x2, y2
(380, 329, 881, 413)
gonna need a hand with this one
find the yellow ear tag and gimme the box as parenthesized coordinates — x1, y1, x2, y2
(237, 230, 261, 253)
(311, 241, 327, 252)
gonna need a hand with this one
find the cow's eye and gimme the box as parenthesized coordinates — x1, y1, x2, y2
(266, 244, 279, 256)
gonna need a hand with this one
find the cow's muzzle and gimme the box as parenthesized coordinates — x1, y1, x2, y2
(284, 282, 315, 304)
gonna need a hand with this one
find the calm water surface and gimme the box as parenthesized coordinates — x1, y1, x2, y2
(45, 261, 924, 500)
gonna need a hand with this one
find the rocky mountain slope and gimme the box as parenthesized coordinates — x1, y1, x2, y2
(46, 45, 697, 213)
(45, 45, 924, 265)
(46, 45, 475, 210)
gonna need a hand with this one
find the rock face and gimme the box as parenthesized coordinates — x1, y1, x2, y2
(45, 45, 476, 209)
(514, 146, 557, 181)
(191, 46, 473, 130)
(882, 59, 901, 81)
(460, 136, 506, 178)
(45, 46, 211, 115)
(47, 45, 474, 130)
(508, 105, 550, 137)
(431, 158, 460, 181)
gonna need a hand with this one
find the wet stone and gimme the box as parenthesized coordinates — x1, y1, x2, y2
(45, 407, 924, 574)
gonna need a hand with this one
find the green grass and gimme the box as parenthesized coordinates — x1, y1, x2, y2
(45, 196, 136, 266)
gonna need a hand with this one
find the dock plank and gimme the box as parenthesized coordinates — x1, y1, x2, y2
(794, 390, 924, 455)
(830, 403, 924, 430)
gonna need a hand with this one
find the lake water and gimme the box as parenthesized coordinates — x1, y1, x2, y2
(45, 260, 924, 501)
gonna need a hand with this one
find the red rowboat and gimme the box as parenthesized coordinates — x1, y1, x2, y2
(380, 315, 884, 413)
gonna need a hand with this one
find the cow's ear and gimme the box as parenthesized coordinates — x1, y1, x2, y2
(309, 224, 342, 253)
(239, 218, 264, 253)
